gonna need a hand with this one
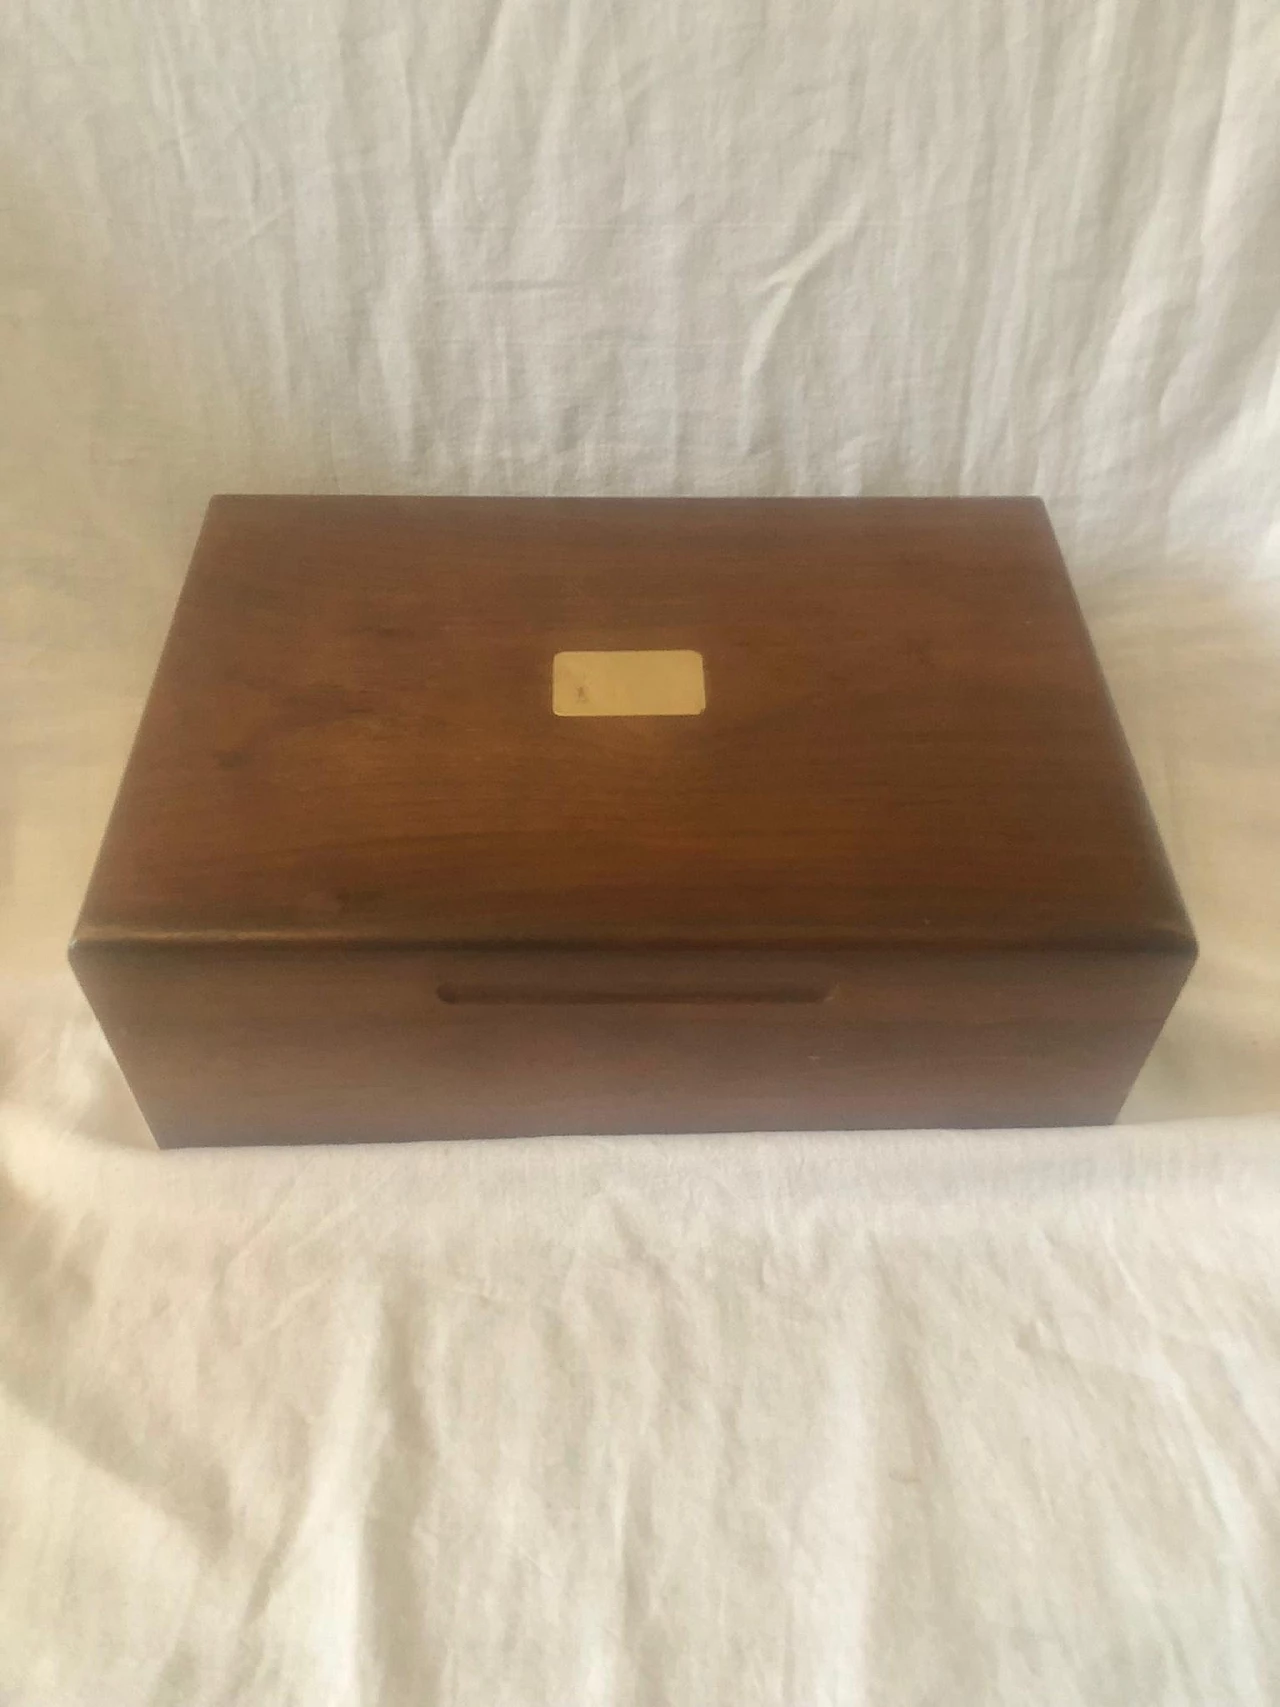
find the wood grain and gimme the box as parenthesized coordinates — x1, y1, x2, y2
(71, 497, 1195, 1144)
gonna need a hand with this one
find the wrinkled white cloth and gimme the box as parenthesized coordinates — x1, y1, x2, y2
(2, 0, 1279, 1701)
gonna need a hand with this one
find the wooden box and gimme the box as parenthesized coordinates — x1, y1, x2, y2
(71, 497, 1195, 1146)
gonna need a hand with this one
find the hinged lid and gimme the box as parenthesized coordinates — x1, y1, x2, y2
(77, 497, 1193, 953)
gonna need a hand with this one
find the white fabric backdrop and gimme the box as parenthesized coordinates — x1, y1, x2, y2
(2, 1, 1279, 1701)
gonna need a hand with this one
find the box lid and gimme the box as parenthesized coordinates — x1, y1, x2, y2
(77, 497, 1193, 952)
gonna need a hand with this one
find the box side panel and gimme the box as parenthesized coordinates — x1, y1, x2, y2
(70, 942, 1194, 1146)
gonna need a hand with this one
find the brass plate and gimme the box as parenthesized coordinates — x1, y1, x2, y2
(552, 649, 706, 717)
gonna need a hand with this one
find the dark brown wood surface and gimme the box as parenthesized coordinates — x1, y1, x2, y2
(72, 497, 1195, 1144)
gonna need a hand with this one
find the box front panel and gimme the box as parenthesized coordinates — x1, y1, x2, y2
(71, 943, 1193, 1145)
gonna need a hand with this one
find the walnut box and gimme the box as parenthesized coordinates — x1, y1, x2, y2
(71, 497, 1195, 1145)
